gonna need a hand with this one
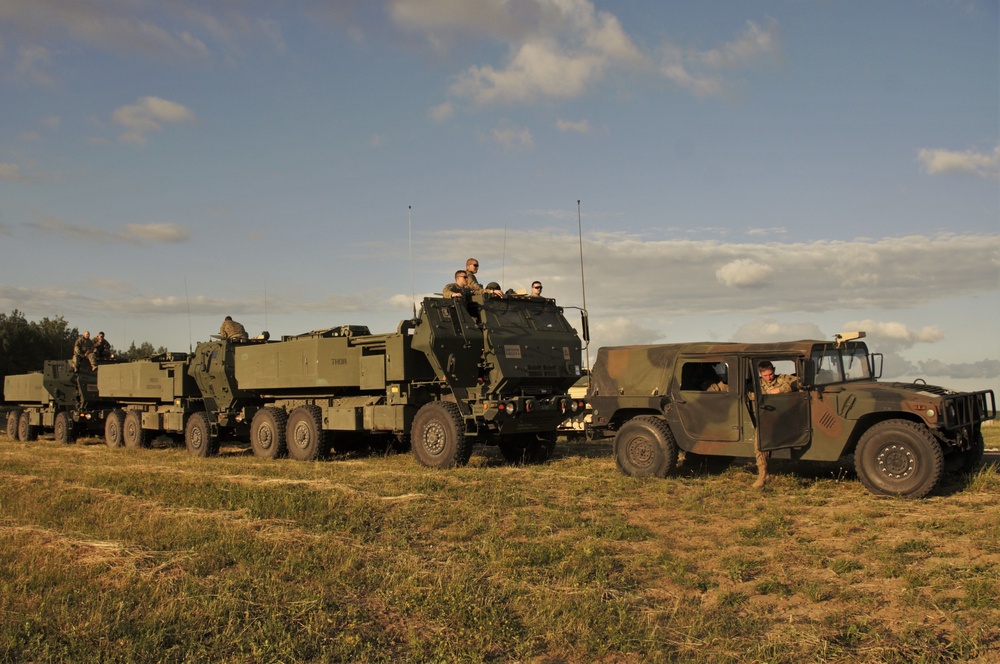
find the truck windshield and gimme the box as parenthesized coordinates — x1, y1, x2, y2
(811, 344, 872, 385)
(842, 345, 871, 380)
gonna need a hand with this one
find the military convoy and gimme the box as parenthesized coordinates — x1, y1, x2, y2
(587, 332, 995, 498)
(3, 292, 586, 468)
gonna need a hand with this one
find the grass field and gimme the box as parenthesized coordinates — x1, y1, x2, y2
(1, 426, 998, 662)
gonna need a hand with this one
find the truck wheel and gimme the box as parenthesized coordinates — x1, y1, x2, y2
(54, 412, 76, 445)
(499, 433, 556, 465)
(6, 409, 22, 440)
(614, 416, 678, 478)
(411, 401, 472, 468)
(123, 411, 149, 449)
(105, 409, 126, 448)
(185, 412, 218, 457)
(18, 411, 39, 442)
(854, 420, 944, 498)
(286, 406, 326, 461)
(251, 407, 288, 459)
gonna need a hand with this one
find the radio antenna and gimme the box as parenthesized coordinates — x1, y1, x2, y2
(263, 280, 268, 336)
(184, 278, 193, 353)
(408, 205, 417, 318)
(501, 222, 507, 288)
(577, 200, 590, 370)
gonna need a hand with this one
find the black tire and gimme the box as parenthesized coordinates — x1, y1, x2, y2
(411, 401, 472, 468)
(123, 411, 149, 449)
(614, 416, 678, 478)
(854, 420, 944, 498)
(185, 412, 218, 458)
(251, 407, 288, 460)
(105, 409, 126, 448)
(54, 411, 76, 445)
(18, 411, 39, 442)
(498, 432, 556, 465)
(285, 405, 326, 461)
(6, 409, 22, 440)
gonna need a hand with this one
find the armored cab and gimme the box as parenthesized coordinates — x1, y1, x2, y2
(588, 333, 996, 498)
(97, 352, 202, 449)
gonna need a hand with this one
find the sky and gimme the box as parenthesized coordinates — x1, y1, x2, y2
(1, 0, 998, 396)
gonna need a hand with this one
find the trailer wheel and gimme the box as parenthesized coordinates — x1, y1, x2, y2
(499, 432, 556, 465)
(6, 409, 21, 440)
(854, 419, 944, 498)
(18, 411, 39, 442)
(251, 407, 288, 459)
(614, 416, 678, 478)
(185, 412, 218, 458)
(411, 401, 472, 468)
(123, 411, 149, 449)
(286, 406, 326, 461)
(105, 409, 126, 448)
(54, 412, 76, 445)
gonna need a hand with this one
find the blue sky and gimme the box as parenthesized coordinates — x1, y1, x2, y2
(1, 0, 998, 394)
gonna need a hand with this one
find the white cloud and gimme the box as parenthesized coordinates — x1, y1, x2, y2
(124, 223, 191, 243)
(26, 215, 192, 245)
(918, 144, 1000, 180)
(556, 118, 592, 134)
(483, 125, 534, 149)
(715, 259, 774, 288)
(112, 96, 196, 145)
(14, 45, 55, 85)
(0, 163, 28, 183)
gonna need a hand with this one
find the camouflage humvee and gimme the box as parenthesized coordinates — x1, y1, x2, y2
(587, 332, 996, 498)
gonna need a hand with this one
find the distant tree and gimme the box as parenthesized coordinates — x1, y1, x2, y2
(118, 341, 169, 362)
(0, 310, 79, 400)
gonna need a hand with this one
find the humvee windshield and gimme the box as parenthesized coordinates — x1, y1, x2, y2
(811, 344, 872, 386)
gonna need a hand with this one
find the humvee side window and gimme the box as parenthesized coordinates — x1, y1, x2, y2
(680, 361, 729, 392)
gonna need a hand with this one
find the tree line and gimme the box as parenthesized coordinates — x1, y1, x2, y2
(0, 310, 167, 400)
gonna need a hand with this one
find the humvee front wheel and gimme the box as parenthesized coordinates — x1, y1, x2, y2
(855, 420, 944, 498)
(105, 409, 125, 448)
(54, 411, 75, 445)
(251, 407, 288, 459)
(18, 411, 39, 442)
(411, 401, 472, 468)
(614, 416, 678, 478)
(286, 406, 326, 461)
(185, 412, 218, 458)
(6, 409, 22, 440)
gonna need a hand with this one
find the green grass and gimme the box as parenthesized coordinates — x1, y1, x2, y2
(0, 426, 998, 662)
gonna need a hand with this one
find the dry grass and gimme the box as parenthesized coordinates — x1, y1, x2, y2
(1, 426, 998, 662)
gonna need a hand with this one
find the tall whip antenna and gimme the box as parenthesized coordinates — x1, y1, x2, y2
(577, 200, 590, 370)
(408, 205, 417, 318)
(263, 280, 268, 336)
(184, 278, 193, 353)
(501, 222, 507, 288)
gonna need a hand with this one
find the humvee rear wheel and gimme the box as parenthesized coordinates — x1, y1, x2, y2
(286, 406, 326, 462)
(411, 401, 472, 468)
(251, 407, 288, 459)
(18, 411, 39, 442)
(855, 420, 944, 498)
(614, 416, 678, 478)
(54, 412, 76, 445)
(123, 411, 149, 449)
(499, 432, 556, 465)
(6, 409, 22, 440)
(185, 412, 218, 458)
(105, 409, 126, 448)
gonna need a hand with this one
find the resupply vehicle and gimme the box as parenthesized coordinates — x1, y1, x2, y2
(587, 332, 995, 498)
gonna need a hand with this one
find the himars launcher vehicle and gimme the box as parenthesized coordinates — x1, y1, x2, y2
(587, 332, 995, 498)
(5, 292, 586, 468)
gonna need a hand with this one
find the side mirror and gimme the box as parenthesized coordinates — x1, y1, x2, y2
(580, 310, 590, 343)
(800, 360, 815, 388)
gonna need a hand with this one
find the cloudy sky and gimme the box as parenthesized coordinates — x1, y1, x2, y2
(1, 0, 998, 394)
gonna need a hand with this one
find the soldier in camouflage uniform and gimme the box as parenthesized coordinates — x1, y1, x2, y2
(93, 331, 112, 363)
(219, 316, 249, 341)
(72, 331, 97, 371)
(443, 271, 470, 299)
(757, 361, 798, 394)
(465, 258, 483, 295)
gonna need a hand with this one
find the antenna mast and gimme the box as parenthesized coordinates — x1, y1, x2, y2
(577, 200, 590, 370)
(409, 206, 416, 318)
(184, 278, 193, 353)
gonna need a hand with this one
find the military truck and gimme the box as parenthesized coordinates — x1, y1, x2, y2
(3, 362, 118, 444)
(587, 332, 995, 498)
(94, 292, 585, 466)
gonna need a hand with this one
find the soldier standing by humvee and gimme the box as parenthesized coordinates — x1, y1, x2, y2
(219, 316, 249, 341)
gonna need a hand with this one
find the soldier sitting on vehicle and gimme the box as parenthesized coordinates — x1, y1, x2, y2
(443, 270, 470, 299)
(93, 331, 113, 363)
(72, 330, 98, 372)
(219, 316, 249, 341)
